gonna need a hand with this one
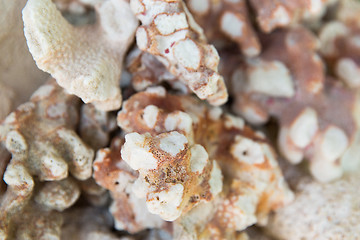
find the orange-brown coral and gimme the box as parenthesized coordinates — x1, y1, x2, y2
(130, 0, 228, 106)
(93, 137, 167, 233)
(116, 87, 293, 238)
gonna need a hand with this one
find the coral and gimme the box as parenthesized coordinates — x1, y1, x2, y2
(185, 0, 261, 57)
(319, 0, 360, 88)
(266, 173, 360, 240)
(130, 0, 228, 106)
(126, 47, 188, 93)
(22, 0, 138, 111)
(230, 26, 360, 182)
(8, 203, 63, 240)
(93, 137, 167, 233)
(249, 0, 336, 33)
(116, 87, 293, 238)
(0, 80, 94, 238)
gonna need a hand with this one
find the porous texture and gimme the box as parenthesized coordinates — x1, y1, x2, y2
(185, 0, 261, 57)
(130, 0, 228, 106)
(93, 137, 167, 233)
(22, 0, 138, 111)
(230, 26, 360, 182)
(7, 203, 63, 240)
(0, 80, 94, 239)
(266, 173, 360, 240)
(116, 87, 293, 238)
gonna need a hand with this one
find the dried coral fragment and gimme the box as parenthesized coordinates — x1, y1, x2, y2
(126, 48, 189, 93)
(9, 204, 63, 240)
(121, 131, 221, 221)
(22, 0, 138, 111)
(319, 0, 360, 89)
(185, 0, 261, 57)
(130, 0, 228, 106)
(93, 137, 166, 233)
(116, 87, 292, 237)
(230, 26, 360, 182)
(266, 174, 360, 240)
(0, 80, 93, 238)
(249, 0, 335, 33)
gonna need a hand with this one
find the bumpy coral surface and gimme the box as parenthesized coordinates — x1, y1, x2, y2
(266, 173, 360, 240)
(0, 80, 94, 239)
(249, 0, 336, 33)
(1, 0, 360, 239)
(230, 26, 360, 182)
(115, 87, 293, 238)
(319, 0, 360, 89)
(185, 0, 261, 57)
(93, 137, 167, 233)
(22, 0, 138, 110)
(130, 0, 228, 106)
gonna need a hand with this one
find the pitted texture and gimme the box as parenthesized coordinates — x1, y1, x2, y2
(249, 0, 336, 33)
(93, 137, 167, 233)
(266, 174, 360, 240)
(22, 0, 138, 111)
(121, 131, 221, 221)
(230, 26, 360, 182)
(117, 88, 293, 238)
(130, 0, 228, 106)
(0, 80, 93, 238)
(185, 0, 261, 57)
(6, 204, 63, 240)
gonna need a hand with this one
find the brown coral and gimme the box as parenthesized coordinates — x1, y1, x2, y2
(130, 0, 228, 106)
(115, 87, 293, 238)
(319, 0, 360, 88)
(249, 0, 336, 33)
(93, 137, 167, 233)
(22, 0, 138, 111)
(126, 47, 189, 93)
(185, 0, 261, 57)
(230, 26, 360, 182)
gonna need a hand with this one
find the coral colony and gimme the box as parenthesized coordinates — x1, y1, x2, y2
(0, 0, 360, 239)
